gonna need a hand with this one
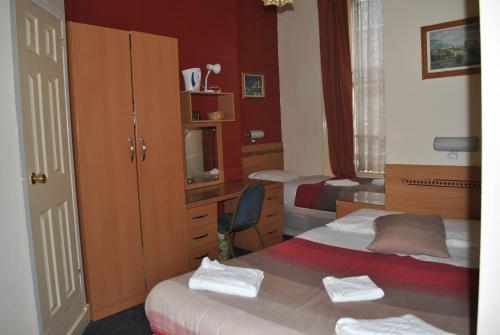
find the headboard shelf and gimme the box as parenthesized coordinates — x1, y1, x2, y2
(402, 178, 481, 189)
(385, 164, 481, 220)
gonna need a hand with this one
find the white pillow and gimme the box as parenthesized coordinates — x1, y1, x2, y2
(326, 209, 480, 249)
(443, 218, 481, 248)
(325, 209, 402, 235)
(248, 170, 299, 182)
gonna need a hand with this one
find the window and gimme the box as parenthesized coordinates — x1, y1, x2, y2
(350, 0, 385, 175)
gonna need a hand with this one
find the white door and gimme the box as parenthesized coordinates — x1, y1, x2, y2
(15, 0, 89, 334)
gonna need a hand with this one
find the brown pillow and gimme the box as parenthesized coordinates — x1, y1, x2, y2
(367, 214, 450, 258)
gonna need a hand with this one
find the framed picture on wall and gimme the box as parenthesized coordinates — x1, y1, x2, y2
(421, 17, 481, 80)
(241, 72, 265, 98)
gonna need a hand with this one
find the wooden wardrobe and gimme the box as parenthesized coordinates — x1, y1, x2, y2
(67, 22, 188, 320)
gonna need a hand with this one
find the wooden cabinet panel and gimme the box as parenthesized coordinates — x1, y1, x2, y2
(188, 242, 219, 271)
(131, 31, 188, 290)
(266, 236, 284, 248)
(187, 223, 217, 249)
(234, 185, 284, 251)
(264, 187, 284, 202)
(261, 200, 284, 220)
(67, 23, 146, 319)
(260, 218, 283, 242)
(186, 203, 217, 229)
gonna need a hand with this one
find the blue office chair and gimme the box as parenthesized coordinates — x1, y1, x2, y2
(217, 183, 266, 258)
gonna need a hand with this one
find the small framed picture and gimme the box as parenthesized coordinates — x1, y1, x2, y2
(421, 17, 480, 79)
(241, 72, 265, 98)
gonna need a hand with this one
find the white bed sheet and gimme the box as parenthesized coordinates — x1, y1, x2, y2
(283, 175, 331, 206)
(298, 225, 479, 269)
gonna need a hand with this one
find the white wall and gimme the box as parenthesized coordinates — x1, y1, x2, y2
(279, 0, 480, 175)
(0, 1, 41, 334)
(477, 0, 500, 332)
(384, 0, 481, 166)
(278, 1, 331, 176)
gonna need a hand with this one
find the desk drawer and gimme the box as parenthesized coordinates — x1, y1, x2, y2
(188, 242, 218, 271)
(187, 223, 217, 249)
(260, 220, 283, 242)
(266, 236, 283, 248)
(264, 187, 283, 202)
(186, 203, 217, 229)
(261, 201, 283, 220)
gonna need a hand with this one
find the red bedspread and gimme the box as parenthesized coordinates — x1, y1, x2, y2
(147, 238, 478, 335)
(262, 238, 478, 299)
(294, 177, 382, 211)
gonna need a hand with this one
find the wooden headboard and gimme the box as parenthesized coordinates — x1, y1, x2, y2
(241, 142, 284, 182)
(385, 164, 481, 219)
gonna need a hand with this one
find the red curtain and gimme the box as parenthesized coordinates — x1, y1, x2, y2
(317, 0, 356, 178)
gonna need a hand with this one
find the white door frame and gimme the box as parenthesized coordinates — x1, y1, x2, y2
(11, 0, 88, 333)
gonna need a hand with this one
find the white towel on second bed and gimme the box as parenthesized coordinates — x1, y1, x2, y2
(335, 314, 455, 335)
(325, 179, 360, 187)
(188, 257, 264, 298)
(323, 275, 384, 303)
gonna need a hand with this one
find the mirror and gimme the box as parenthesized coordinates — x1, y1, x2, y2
(184, 124, 224, 189)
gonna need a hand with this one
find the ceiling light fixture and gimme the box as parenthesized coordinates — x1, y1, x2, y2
(262, 0, 294, 8)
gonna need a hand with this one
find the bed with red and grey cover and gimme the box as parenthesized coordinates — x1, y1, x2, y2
(145, 210, 479, 335)
(283, 175, 383, 236)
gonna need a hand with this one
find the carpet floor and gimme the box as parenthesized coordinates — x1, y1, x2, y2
(83, 304, 151, 335)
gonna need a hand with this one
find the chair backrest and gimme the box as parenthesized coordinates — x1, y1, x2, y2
(231, 183, 265, 233)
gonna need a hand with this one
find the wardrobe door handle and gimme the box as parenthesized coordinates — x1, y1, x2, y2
(140, 137, 147, 161)
(128, 137, 135, 162)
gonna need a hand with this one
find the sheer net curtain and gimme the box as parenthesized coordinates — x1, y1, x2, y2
(351, 0, 385, 175)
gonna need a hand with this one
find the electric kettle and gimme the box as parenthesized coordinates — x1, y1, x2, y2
(181, 68, 201, 92)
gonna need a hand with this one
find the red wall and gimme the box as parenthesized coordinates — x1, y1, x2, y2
(65, 0, 281, 180)
(237, 1, 282, 145)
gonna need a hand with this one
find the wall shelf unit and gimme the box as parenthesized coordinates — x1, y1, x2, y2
(180, 91, 235, 123)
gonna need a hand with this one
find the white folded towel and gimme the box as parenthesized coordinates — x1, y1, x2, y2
(371, 178, 385, 186)
(188, 257, 264, 298)
(335, 314, 455, 335)
(325, 179, 360, 187)
(322, 275, 384, 303)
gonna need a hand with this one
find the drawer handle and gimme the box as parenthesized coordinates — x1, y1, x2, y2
(192, 213, 208, 220)
(194, 253, 209, 260)
(266, 213, 278, 218)
(192, 233, 209, 240)
(266, 229, 278, 235)
(265, 196, 277, 201)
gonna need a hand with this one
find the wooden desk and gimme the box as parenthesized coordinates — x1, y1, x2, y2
(186, 180, 278, 207)
(185, 181, 284, 267)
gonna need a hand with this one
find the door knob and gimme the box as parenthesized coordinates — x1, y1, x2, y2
(31, 172, 47, 185)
